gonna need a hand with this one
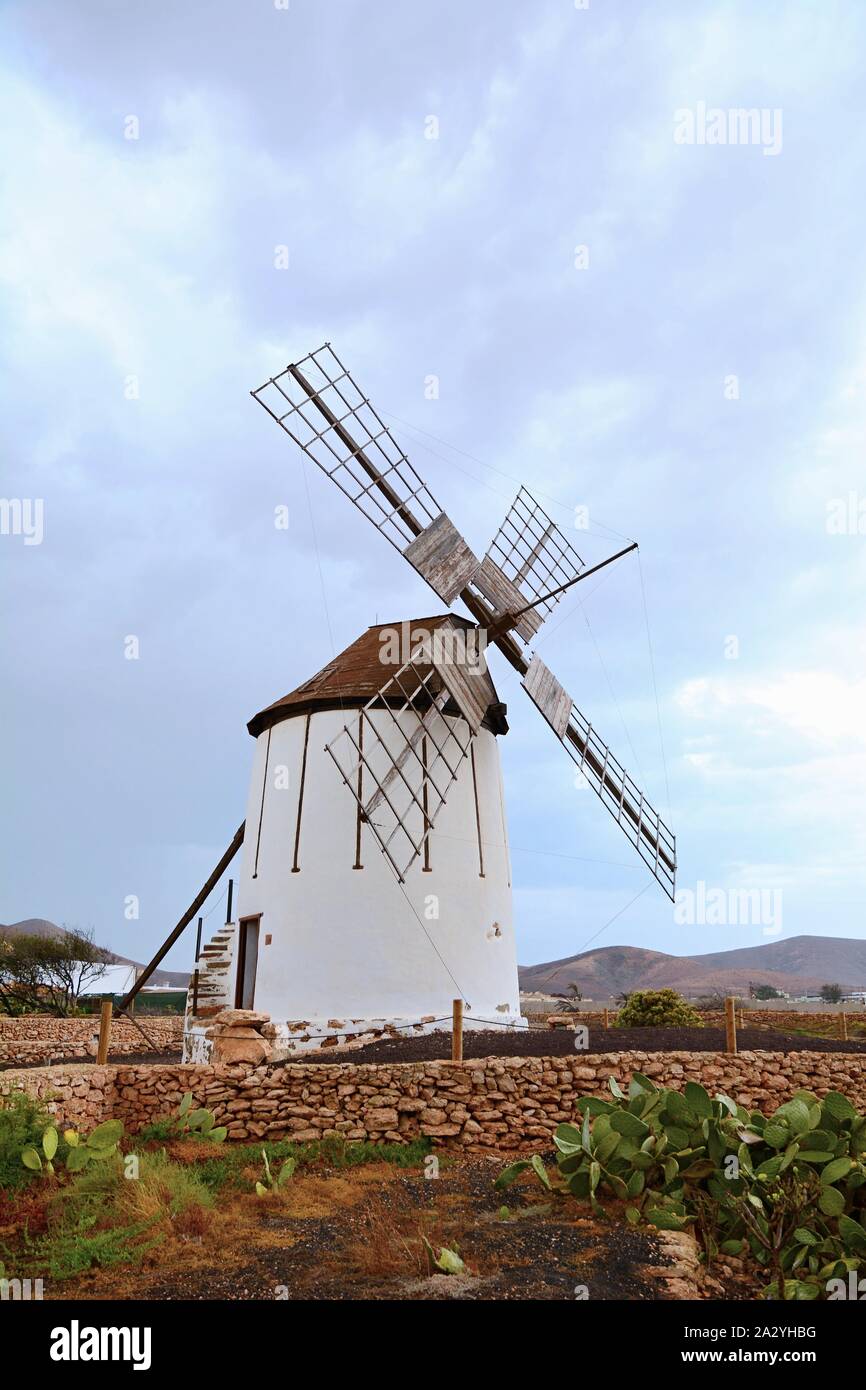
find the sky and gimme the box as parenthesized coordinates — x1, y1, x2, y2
(1, 0, 865, 975)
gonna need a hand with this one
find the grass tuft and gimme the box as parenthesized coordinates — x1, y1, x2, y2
(190, 1133, 432, 1193)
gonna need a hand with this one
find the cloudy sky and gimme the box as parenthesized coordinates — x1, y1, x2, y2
(2, 0, 864, 976)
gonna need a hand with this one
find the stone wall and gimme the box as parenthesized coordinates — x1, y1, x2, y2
(1, 1064, 118, 1130)
(0, 1016, 183, 1068)
(3, 1049, 866, 1146)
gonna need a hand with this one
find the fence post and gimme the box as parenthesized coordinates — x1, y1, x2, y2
(96, 1000, 113, 1065)
(603, 1008, 610, 1029)
(725, 996, 738, 1055)
(840, 1010, 848, 1042)
(452, 999, 463, 1063)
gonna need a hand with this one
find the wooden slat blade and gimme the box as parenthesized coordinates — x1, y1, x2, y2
(522, 654, 572, 738)
(403, 513, 480, 604)
(430, 623, 498, 732)
(473, 555, 543, 642)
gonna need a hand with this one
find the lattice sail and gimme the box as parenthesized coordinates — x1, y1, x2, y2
(479, 487, 585, 641)
(251, 344, 483, 602)
(325, 654, 476, 882)
(251, 343, 443, 551)
(521, 655, 676, 899)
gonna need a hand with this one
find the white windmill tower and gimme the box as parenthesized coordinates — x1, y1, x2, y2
(180, 345, 676, 1062)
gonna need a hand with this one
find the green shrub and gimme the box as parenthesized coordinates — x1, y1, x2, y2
(7, 1148, 212, 1280)
(614, 989, 702, 1028)
(136, 1117, 175, 1143)
(496, 1074, 866, 1299)
(0, 1093, 56, 1191)
(115, 1150, 214, 1224)
(137, 1093, 226, 1144)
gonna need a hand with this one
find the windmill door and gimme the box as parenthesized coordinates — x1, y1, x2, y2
(235, 915, 260, 1010)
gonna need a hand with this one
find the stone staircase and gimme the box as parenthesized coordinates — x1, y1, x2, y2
(186, 922, 237, 1018)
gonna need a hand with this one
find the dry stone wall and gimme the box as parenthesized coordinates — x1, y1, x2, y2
(3, 1049, 866, 1146)
(0, 1016, 183, 1067)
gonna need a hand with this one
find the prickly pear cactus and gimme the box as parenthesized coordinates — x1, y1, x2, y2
(495, 1074, 866, 1299)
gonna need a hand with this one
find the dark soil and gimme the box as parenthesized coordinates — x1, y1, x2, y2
(52, 1156, 673, 1301)
(111, 1051, 182, 1067)
(0, 1051, 183, 1072)
(286, 1024, 866, 1065)
(6, 1025, 863, 1074)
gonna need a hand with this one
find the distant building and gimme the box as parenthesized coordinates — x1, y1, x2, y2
(76, 963, 138, 996)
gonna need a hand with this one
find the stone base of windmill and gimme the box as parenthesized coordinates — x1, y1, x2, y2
(182, 1009, 273, 1065)
(183, 1007, 527, 1064)
(259, 1009, 528, 1060)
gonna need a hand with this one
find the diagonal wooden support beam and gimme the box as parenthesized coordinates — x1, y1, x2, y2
(116, 822, 245, 1013)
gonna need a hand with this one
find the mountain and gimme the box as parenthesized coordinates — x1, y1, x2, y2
(0, 919, 190, 989)
(518, 936, 866, 999)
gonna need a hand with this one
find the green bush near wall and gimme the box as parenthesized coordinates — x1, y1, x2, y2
(615, 989, 703, 1028)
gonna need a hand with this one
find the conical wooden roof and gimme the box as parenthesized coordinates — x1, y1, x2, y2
(248, 615, 506, 737)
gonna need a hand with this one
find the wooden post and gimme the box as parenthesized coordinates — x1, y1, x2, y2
(96, 1000, 113, 1065)
(725, 996, 737, 1055)
(603, 1008, 610, 1029)
(452, 999, 463, 1063)
(840, 1010, 848, 1042)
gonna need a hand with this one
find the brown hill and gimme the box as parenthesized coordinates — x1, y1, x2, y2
(518, 936, 866, 999)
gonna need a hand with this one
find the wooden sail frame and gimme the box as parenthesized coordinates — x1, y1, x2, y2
(252, 346, 677, 899)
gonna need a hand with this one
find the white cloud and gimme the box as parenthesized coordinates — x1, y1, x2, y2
(677, 669, 866, 746)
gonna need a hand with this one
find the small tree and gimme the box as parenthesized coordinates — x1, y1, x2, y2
(0, 928, 110, 1016)
(561, 982, 582, 1013)
(750, 983, 782, 1001)
(819, 983, 843, 1004)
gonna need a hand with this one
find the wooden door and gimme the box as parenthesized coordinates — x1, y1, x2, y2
(234, 916, 261, 1010)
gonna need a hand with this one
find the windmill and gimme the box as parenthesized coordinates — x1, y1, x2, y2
(248, 343, 676, 897)
(162, 343, 675, 1062)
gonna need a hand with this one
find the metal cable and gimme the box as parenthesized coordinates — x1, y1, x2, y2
(637, 549, 672, 822)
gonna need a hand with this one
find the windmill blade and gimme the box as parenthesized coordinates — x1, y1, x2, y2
(521, 654, 677, 899)
(251, 343, 480, 603)
(324, 626, 497, 881)
(478, 487, 585, 642)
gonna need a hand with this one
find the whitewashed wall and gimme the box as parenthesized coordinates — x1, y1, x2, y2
(234, 706, 523, 1039)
